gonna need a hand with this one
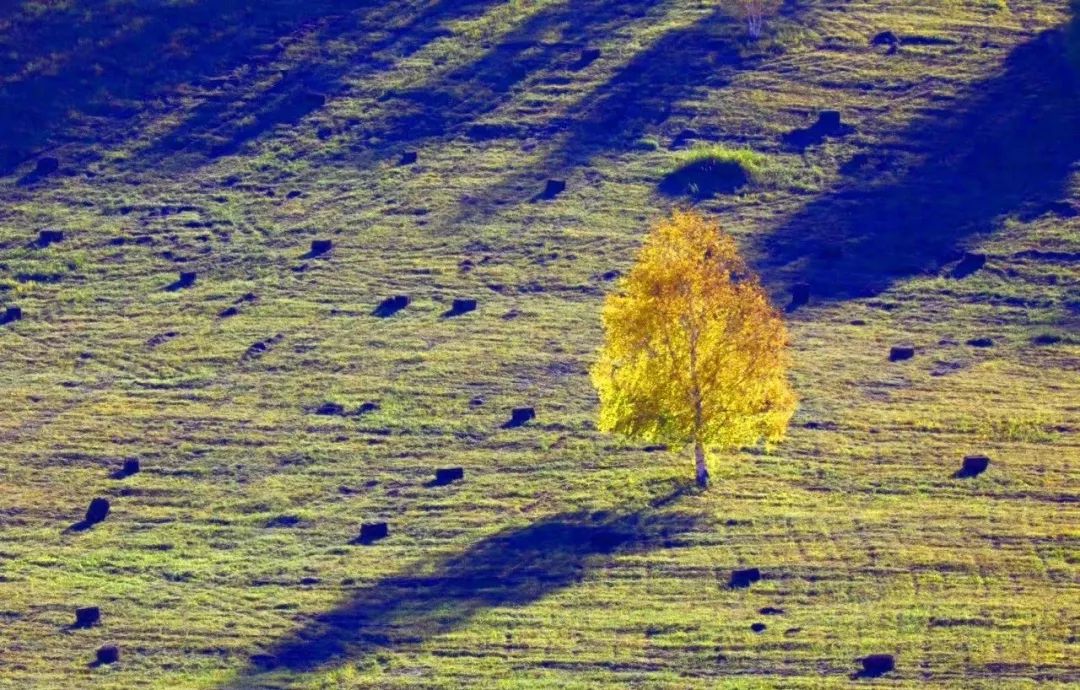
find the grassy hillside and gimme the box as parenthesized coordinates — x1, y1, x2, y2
(0, 1, 1077, 688)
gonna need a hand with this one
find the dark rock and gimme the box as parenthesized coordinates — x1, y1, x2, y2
(503, 407, 536, 428)
(315, 402, 346, 416)
(434, 467, 465, 485)
(443, 298, 477, 317)
(535, 179, 566, 201)
(570, 48, 602, 70)
(759, 606, 785, 615)
(286, 190, 302, 199)
(966, 337, 994, 348)
(111, 459, 140, 479)
(750, 622, 767, 633)
(357, 402, 379, 415)
(816, 110, 843, 133)
(266, 515, 301, 528)
(218, 306, 239, 318)
(955, 455, 990, 478)
(670, 128, 700, 149)
(950, 252, 986, 279)
(1032, 333, 1062, 345)
(871, 31, 899, 46)
(309, 239, 333, 257)
(94, 645, 119, 666)
(469, 397, 485, 407)
(74, 606, 100, 628)
(372, 295, 410, 318)
(399, 151, 418, 165)
(36, 229, 64, 248)
(859, 654, 895, 678)
(1044, 201, 1078, 218)
(783, 110, 854, 150)
(166, 271, 197, 291)
(786, 283, 810, 312)
(85, 498, 110, 525)
(729, 567, 761, 589)
(0, 306, 22, 325)
(889, 346, 915, 362)
(35, 157, 59, 177)
(356, 522, 388, 544)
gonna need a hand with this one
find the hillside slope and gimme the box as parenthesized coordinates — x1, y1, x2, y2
(0, 1, 1078, 688)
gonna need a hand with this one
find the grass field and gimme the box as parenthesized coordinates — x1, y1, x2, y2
(0, 0, 1078, 688)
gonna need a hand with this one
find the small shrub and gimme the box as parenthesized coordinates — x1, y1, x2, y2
(659, 145, 768, 199)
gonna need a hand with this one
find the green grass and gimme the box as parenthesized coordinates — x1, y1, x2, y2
(0, 0, 1077, 688)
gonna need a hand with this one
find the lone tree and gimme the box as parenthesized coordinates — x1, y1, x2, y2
(591, 210, 796, 488)
(721, 0, 782, 39)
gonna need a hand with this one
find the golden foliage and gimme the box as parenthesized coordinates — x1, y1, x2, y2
(591, 210, 796, 477)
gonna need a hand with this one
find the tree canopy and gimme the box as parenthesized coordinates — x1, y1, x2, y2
(591, 209, 796, 487)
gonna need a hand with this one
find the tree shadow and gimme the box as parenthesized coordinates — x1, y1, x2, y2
(226, 496, 704, 684)
(366, 0, 666, 149)
(758, 14, 1080, 302)
(445, 6, 753, 217)
(0, 0, 499, 175)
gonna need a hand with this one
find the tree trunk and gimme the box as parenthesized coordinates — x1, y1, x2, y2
(694, 440, 709, 489)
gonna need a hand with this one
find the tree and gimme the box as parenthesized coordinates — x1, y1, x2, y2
(591, 210, 796, 488)
(722, 0, 782, 39)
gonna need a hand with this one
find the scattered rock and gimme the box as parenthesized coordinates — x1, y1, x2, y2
(443, 298, 477, 317)
(859, 654, 895, 678)
(871, 30, 899, 47)
(759, 606, 785, 615)
(434, 467, 465, 485)
(167, 271, 197, 291)
(372, 295, 410, 318)
(950, 252, 986, 279)
(74, 606, 101, 629)
(750, 622, 767, 633)
(265, 515, 301, 528)
(309, 239, 333, 257)
(356, 522, 389, 544)
(94, 645, 120, 666)
(314, 402, 346, 416)
(729, 567, 761, 589)
(357, 402, 379, 415)
(85, 498, 110, 525)
(218, 306, 239, 318)
(399, 151, 418, 165)
(286, 190, 302, 199)
(889, 346, 915, 362)
(111, 459, 140, 479)
(1032, 333, 1062, 346)
(783, 110, 854, 149)
(955, 455, 990, 478)
(146, 331, 178, 348)
(1044, 201, 1078, 218)
(35, 157, 59, 176)
(966, 337, 994, 348)
(36, 229, 64, 248)
(534, 179, 566, 201)
(242, 334, 283, 362)
(0, 306, 22, 325)
(570, 48, 602, 70)
(469, 397, 485, 407)
(670, 128, 700, 149)
(786, 283, 810, 312)
(503, 407, 536, 429)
